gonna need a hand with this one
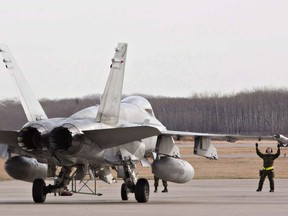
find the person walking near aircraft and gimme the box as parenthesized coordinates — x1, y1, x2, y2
(154, 175, 168, 193)
(255, 143, 280, 192)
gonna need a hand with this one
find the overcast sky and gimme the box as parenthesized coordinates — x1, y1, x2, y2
(0, 0, 287, 100)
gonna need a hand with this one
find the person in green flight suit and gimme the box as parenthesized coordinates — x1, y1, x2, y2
(154, 175, 168, 193)
(255, 143, 280, 192)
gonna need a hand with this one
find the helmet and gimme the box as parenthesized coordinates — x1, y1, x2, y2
(266, 147, 273, 154)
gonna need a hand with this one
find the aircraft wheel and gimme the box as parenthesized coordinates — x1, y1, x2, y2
(135, 178, 149, 203)
(32, 178, 47, 203)
(121, 183, 129, 201)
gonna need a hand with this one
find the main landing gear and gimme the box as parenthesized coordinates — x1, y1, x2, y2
(32, 166, 73, 203)
(31, 163, 151, 203)
(121, 178, 150, 203)
(120, 161, 150, 203)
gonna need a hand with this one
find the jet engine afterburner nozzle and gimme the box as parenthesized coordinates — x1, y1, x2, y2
(48, 124, 84, 155)
(17, 125, 47, 153)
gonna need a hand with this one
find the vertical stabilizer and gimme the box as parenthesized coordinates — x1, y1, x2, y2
(0, 44, 48, 122)
(96, 43, 128, 125)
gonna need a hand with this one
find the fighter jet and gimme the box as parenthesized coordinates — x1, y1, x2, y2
(0, 43, 283, 203)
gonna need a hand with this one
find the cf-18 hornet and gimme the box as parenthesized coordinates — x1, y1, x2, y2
(0, 43, 285, 203)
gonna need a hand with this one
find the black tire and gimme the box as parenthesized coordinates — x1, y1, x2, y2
(32, 178, 47, 203)
(121, 183, 129, 201)
(134, 178, 149, 203)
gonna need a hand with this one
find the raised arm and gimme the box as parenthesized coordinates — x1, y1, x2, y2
(273, 144, 281, 159)
(255, 143, 264, 158)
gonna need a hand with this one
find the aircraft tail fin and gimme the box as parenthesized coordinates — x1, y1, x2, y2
(0, 44, 48, 122)
(96, 43, 128, 125)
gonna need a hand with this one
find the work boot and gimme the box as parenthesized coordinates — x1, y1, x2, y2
(154, 187, 158, 193)
(162, 187, 168, 193)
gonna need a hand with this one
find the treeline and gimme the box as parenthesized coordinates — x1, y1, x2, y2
(1, 89, 288, 135)
(149, 89, 288, 135)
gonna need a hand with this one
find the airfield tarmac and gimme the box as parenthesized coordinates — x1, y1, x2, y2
(0, 179, 288, 216)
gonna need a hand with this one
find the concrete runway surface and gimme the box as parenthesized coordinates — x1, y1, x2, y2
(0, 179, 288, 216)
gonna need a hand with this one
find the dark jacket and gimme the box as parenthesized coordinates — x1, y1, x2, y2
(256, 147, 280, 168)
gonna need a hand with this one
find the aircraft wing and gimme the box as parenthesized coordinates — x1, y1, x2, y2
(161, 130, 276, 142)
(83, 125, 277, 151)
(0, 130, 18, 158)
(83, 126, 161, 149)
(160, 130, 277, 159)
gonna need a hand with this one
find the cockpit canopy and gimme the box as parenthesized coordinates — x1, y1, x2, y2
(121, 96, 155, 117)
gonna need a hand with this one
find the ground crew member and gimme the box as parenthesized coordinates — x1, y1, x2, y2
(255, 143, 280, 192)
(154, 175, 168, 193)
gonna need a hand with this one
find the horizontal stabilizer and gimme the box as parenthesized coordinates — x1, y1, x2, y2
(0, 130, 18, 146)
(83, 126, 160, 149)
